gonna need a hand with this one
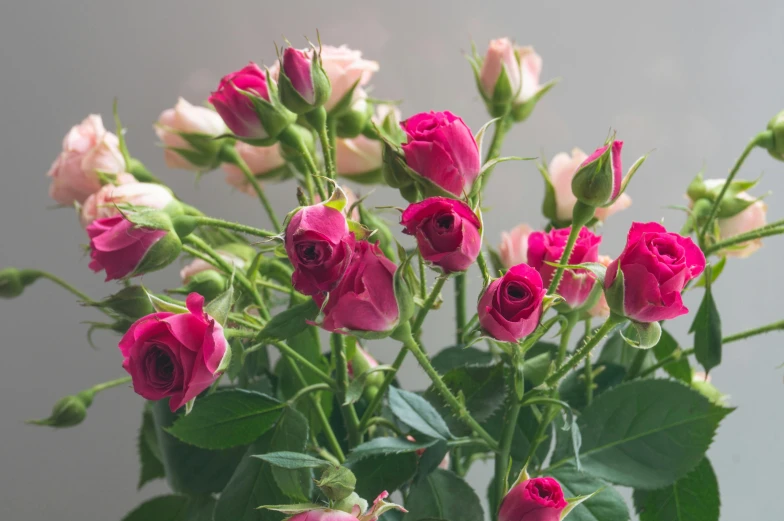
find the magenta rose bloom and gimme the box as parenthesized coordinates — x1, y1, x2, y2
(401, 197, 482, 273)
(498, 477, 568, 521)
(478, 263, 545, 342)
(401, 111, 481, 196)
(605, 222, 706, 322)
(118, 293, 228, 412)
(288, 510, 357, 521)
(209, 62, 271, 139)
(527, 226, 602, 308)
(285, 204, 356, 296)
(87, 215, 180, 281)
(315, 241, 399, 334)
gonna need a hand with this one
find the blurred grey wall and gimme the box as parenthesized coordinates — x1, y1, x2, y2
(1, 1, 783, 519)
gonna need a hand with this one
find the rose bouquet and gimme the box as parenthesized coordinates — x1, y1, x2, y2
(5, 35, 784, 521)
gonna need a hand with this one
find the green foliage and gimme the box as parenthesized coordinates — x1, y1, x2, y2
(346, 437, 437, 461)
(404, 469, 484, 521)
(138, 406, 165, 489)
(549, 465, 630, 521)
(690, 273, 722, 373)
(253, 452, 331, 470)
(430, 346, 493, 373)
(121, 495, 216, 521)
(389, 387, 452, 440)
(345, 452, 418, 500)
(653, 329, 691, 382)
(256, 300, 320, 341)
(633, 458, 720, 521)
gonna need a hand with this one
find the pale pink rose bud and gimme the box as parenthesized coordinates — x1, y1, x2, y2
(479, 38, 522, 102)
(222, 142, 287, 194)
(47, 115, 126, 205)
(318, 45, 379, 111)
(587, 255, 613, 318)
(336, 136, 383, 177)
(80, 179, 175, 227)
(716, 197, 767, 258)
(155, 97, 227, 171)
(499, 224, 534, 268)
(515, 46, 543, 103)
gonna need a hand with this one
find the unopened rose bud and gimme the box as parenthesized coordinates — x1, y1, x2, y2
(334, 89, 373, 138)
(332, 492, 368, 515)
(571, 141, 623, 215)
(278, 46, 331, 114)
(28, 391, 93, 428)
(316, 465, 356, 501)
(0, 268, 41, 299)
(479, 38, 521, 115)
(155, 98, 228, 171)
(80, 178, 176, 227)
(90, 286, 155, 319)
(764, 110, 784, 161)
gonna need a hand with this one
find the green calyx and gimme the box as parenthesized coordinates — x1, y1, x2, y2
(278, 53, 331, 114)
(91, 285, 155, 319)
(28, 391, 94, 428)
(764, 110, 784, 161)
(571, 145, 615, 208)
(315, 465, 356, 501)
(0, 268, 42, 298)
(170, 270, 227, 302)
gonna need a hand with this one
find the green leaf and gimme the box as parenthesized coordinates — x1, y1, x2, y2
(693, 256, 726, 288)
(138, 407, 165, 489)
(559, 363, 626, 411)
(267, 409, 313, 502)
(214, 408, 310, 521)
(346, 437, 437, 462)
(147, 291, 188, 314)
(389, 387, 452, 440)
(121, 495, 216, 521)
(552, 380, 731, 489)
(168, 389, 284, 449)
(414, 440, 449, 483)
(205, 284, 234, 326)
(633, 458, 719, 521)
(689, 275, 722, 373)
(652, 330, 691, 383)
(346, 452, 418, 499)
(430, 346, 493, 373)
(253, 451, 331, 470)
(425, 363, 505, 430)
(403, 469, 484, 521)
(549, 465, 630, 521)
(151, 400, 246, 495)
(598, 331, 655, 373)
(257, 300, 319, 341)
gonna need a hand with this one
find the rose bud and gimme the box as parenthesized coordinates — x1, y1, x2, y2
(587, 255, 613, 318)
(479, 38, 522, 113)
(315, 45, 379, 113)
(80, 178, 176, 227)
(118, 293, 229, 412)
(499, 224, 534, 269)
(47, 114, 126, 205)
(498, 476, 567, 521)
(315, 241, 399, 334)
(545, 148, 631, 224)
(716, 197, 767, 257)
(284, 202, 356, 296)
(605, 222, 706, 322)
(571, 140, 624, 212)
(348, 345, 384, 401)
(334, 89, 373, 139)
(401, 111, 481, 196)
(0, 268, 43, 299)
(86, 213, 182, 281)
(222, 141, 289, 194)
(287, 491, 404, 521)
(278, 46, 331, 114)
(28, 391, 94, 428)
(209, 62, 296, 143)
(401, 197, 482, 273)
(763, 109, 784, 161)
(174, 248, 247, 301)
(478, 263, 546, 342)
(288, 510, 357, 521)
(527, 226, 602, 308)
(155, 97, 228, 171)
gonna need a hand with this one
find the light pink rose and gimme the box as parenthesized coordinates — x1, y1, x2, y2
(179, 251, 246, 283)
(155, 97, 227, 171)
(336, 136, 383, 176)
(47, 115, 126, 205)
(222, 142, 287, 194)
(587, 255, 613, 318)
(516, 46, 542, 103)
(717, 197, 767, 258)
(479, 38, 521, 99)
(549, 148, 631, 222)
(118, 293, 228, 412)
(80, 177, 174, 227)
(499, 224, 534, 268)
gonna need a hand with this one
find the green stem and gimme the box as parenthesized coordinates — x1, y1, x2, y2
(418, 254, 427, 300)
(705, 224, 784, 255)
(556, 313, 578, 367)
(288, 383, 331, 406)
(522, 404, 555, 470)
(545, 315, 623, 386)
(494, 392, 521, 512)
(547, 225, 582, 296)
(699, 133, 766, 243)
(318, 124, 336, 182)
(454, 273, 468, 345)
(476, 251, 491, 287)
(31, 270, 97, 305)
(584, 355, 594, 404)
(479, 117, 511, 192)
(220, 144, 281, 231)
(273, 340, 336, 388)
(413, 276, 448, 333)
(363, 416, 404, 436)
(189, 216, 277, 239)
(90, 376, 132, 393)
(301, 142, 329, 201)
(332, 333, 361, 447)
(393, 322, 499, 451)
(624, 348, 649, 381)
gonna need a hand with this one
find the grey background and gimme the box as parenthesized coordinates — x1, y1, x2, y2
(1, 0, 782, 519)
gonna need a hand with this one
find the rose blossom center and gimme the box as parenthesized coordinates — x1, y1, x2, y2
(145, 345, 177, 390)
(650, 237, 682, 263)
(532, 481, 554, 500)
(434, 212, 456, 232)
(296, 241, 330, 265)
(505, 281, 531, 302)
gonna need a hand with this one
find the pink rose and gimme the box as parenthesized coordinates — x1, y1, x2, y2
(87, 215, 180, 281)
(336, 136, 383, 176)
(155, 97, 227, 171)
(527, 226, 602, 308)
(47, 114, 126, 205)
(571, 141, 624, 209)
(222, 142, 287, 194)
(499, 224, 534, 268)
(315, 241, 399, 334)
(118, 293, 228, 412)
(209, 63, 271, 139)
(479, 38, 522, 100)
(80, 178, 174, 227)
(717, 197, 767, 258)
(498, 477, 567, 521)
(549, 148, 631, 223)
(401, 111, 481, 196)
(605, 222, 706, 322)
(282, 47, 316, 104)
(478, 263, 545, 342)
(289, 490, 403, 521)
(401, 197, 482, 273)
(516, 46, 542, 103)
(288, 510, 356, 521)
(316, 45, 379, 111)
(285, 204, 356, 296)
(587, 255, 613, 318)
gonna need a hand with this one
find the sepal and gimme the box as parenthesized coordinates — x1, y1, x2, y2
(511, 77, 559, 122)
(28, 390, 94, 428)
(620, 320, 662, 349)
(315, 465, 356, 501)
(560, 487, 604, 520)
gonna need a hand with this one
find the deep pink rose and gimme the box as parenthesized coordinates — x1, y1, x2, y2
(401, 197, 482, 273)
(401, 111, 481, 196)
(288, 510, 357, 521)
(478, 263, 545, 342)
(285, 204, 356, 296)
(87, 215, 178, 281)
(605, 222, 706, 322)
(498, 477, 568, 521)
(118, 293, 228, 412)
(283, 47, 316, 104)
(571, 141, 623, 208)
(527, 226, 601, 308)
(315, 241, 399, 334)
(209, 63, 271, 139)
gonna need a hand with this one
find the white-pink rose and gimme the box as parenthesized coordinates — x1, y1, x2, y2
(155, 97, 227, 171)
(47, 115, 126, 205)
(499, 224, 533, 268)
(587, 255, 613, 318)
(222, 142, 287, 195)
(717, 196, 767, 258)
(180, 251, 246, 283)
(549, 148, 632, 223)
(336, 136, 382, 176)
(80, 176, 175, 227)
(516, 46, 542, 103)
(479, 38, 521, 100)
